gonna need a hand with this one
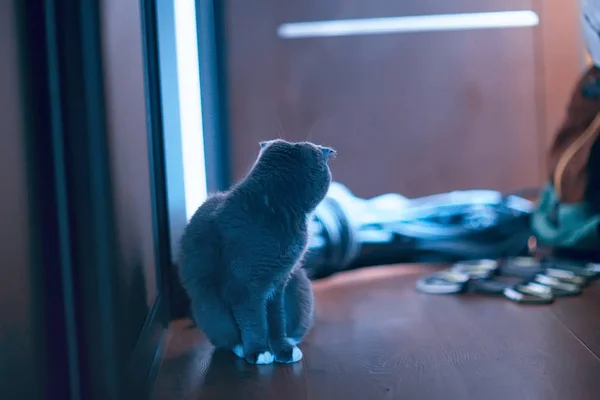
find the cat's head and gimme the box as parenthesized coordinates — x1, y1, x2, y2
(255, 139, 336, 211)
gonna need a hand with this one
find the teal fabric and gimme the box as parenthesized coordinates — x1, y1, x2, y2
(532, 183, 600, 250)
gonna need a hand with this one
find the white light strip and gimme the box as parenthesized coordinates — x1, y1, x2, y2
(278, 10, 539, 39)
(174, 0, 208, 220)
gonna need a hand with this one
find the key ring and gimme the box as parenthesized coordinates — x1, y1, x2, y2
(533, 274, 582, 296)
(450, 259, 498, 278)
(546, 259, 600, 281)
(503, 282, 554, 304)
(415, 270, 471, 294)
(498, 256, 544, 278)
(544, 268, 588, 286)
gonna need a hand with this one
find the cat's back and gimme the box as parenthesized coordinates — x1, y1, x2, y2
(179, 192, 227, 276)
(182, 192, 226, 237)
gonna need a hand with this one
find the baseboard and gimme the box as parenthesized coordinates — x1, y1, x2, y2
(126, 293, 169, 398)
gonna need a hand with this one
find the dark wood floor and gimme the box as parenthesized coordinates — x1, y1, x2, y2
(151, 264, 600, 400)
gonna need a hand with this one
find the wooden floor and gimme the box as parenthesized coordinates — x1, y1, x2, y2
(151, 264, 600, 400)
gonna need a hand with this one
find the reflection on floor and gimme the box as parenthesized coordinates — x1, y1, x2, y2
(152, 264, 600, 400)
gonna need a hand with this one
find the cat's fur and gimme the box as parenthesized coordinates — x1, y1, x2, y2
(178, 139, 335, 364)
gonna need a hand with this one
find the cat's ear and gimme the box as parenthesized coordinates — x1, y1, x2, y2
(259, 141, 268, 149)
(320, 146, 336, 159)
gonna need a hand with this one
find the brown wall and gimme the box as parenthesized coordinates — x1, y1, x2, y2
(0, 1, 43, 398)
(536, 0, 585, 166)
(1, 1, 167, 396)
(100, 0, 161, 356)
(224, 1, 584, 198)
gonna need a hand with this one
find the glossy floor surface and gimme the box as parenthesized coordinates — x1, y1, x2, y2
(152, 264, 600, 400)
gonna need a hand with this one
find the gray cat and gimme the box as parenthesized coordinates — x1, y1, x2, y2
(178, 139, 335, 365)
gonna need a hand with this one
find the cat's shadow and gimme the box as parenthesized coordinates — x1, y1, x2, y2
(201, 347, 305, 391)
(204, 348, 275, 383)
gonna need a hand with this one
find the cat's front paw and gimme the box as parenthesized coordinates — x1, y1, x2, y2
(272, 341, 303, 364)
(245, 349, 275, 365)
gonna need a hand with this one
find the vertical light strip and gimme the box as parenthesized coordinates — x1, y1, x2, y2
(174, 0, 208, 220)
(278, 10, 540, 39)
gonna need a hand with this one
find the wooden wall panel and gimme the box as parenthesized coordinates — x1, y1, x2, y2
(224, 0, 283, 176)
(535, 0, 585, 180)
(101, 0, 160, 357)
(280, 27, 540, 197)
(224, 1, 584, 198)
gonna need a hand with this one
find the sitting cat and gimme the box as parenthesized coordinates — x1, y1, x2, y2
(178, 139, 336, 364)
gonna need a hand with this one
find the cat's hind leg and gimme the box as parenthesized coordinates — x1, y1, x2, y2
(228, 283, 275, 365)
(284, 268, 315, 345)
(267, 288, 303, 364)
(189, 293, 242, 352)
(265, 268, 314, 364)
